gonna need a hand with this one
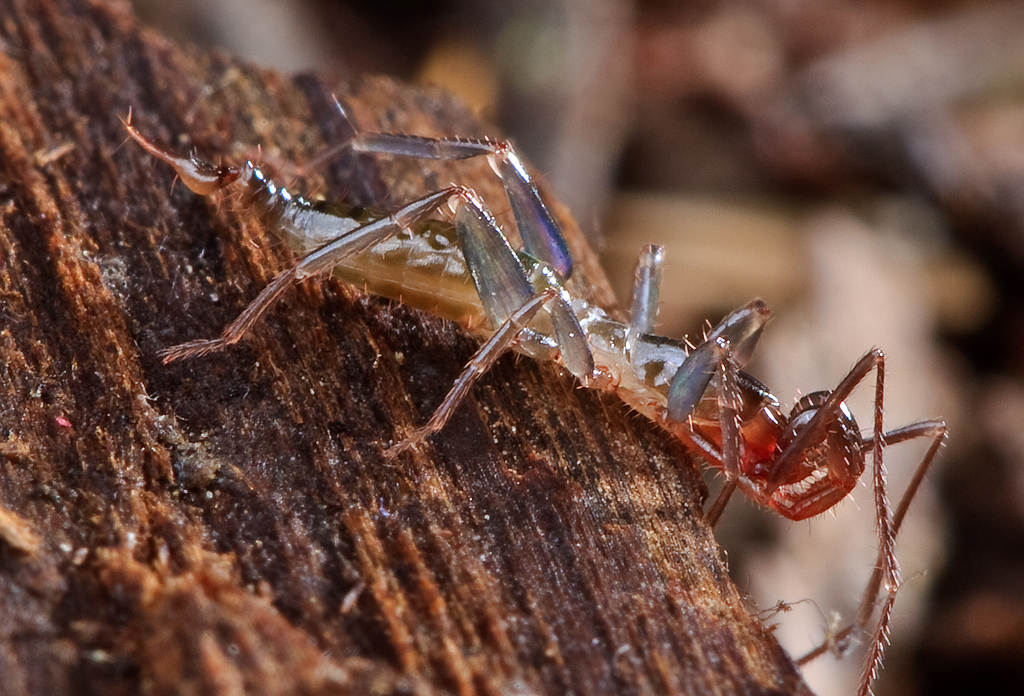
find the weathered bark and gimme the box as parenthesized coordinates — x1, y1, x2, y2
(0, 1, 810, 694)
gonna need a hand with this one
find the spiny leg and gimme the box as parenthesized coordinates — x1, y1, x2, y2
(860, 424, 948, 690)
(160, 187, 463, 362)
(858, 421, 948, 692)
(333, 96, 573, 279)
(757, 351, 895, 694)
(860, 352, 897, 696)
(759, 349, 928, 696)
(384, 289, 557, 458)
(795, 420, 947, 696)
(702, 342, 744, 527)
(660, 336, 742, 527)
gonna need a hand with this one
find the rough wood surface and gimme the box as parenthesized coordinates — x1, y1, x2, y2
(0, 1, 811, 694)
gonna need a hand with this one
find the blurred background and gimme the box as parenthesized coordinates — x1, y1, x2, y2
(130, 1, 1024, 693)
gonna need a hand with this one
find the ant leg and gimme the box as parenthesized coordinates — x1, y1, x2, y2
(761, 353, 894, 689)
(333, 97, 573, 278)
(796, 420, 947, 692)
(888, 422, 948, 531)
(862, 353, 899, 696)
(705, 480, 739, 527)
(665, 416, 737, 528)
(385, 289, 557, 458)
(704, 345, 745, 527)
(160, 187, 462, 363)
(763, 350, 933, 696)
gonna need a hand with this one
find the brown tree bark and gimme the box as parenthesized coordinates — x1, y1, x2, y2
(0, 1, 811, 694)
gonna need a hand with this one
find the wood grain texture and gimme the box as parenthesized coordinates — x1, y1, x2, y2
(0, 1, 810, 694)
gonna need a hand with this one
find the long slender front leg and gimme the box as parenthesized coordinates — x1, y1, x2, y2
(160, 188, 462, 362)
(761, 352, 900, 694)
(334, 97, 573, 279)
(855, 420, 948, 696)
(861, 353, 898, 696)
